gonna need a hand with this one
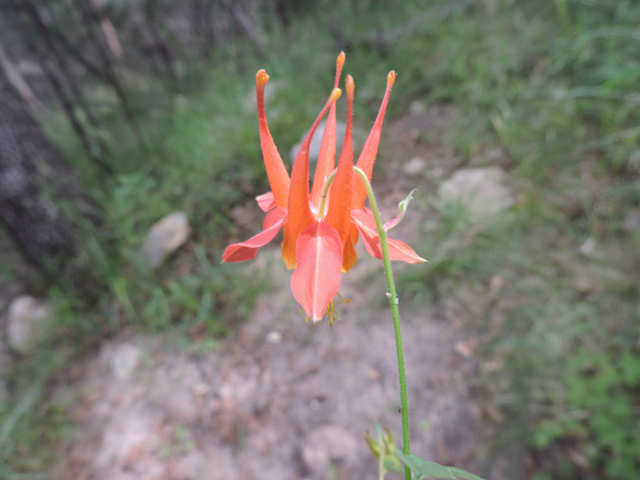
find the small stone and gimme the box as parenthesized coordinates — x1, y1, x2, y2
(110, 343, 142, 382)
(265, 331, 282, 344)
(7, 296, 52, 353)
(301, 425, 358, 472)
(138, 212, 190, 269)
(438, 167, 513, 218)
(409, 99, 426, 116)
(402, 156, 427, 175)
(454, 340, 475, 359)
(193, 383, 210, 397)
(629, 150, 640, 172)
(579, 237, 596, 255)
(486, 147, 505, 161)
(624, 210, 639, 233)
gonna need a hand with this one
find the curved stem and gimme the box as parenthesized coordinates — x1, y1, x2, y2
(317, 168, 337, 219)
(354, 166, 410, 480)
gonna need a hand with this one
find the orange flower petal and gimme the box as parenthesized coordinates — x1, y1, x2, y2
(341, 238, 358, 273)
(291, 222, 343, 321)
(325, 74, 355, 248)
(282, 87, 342, 269)
(310, 52, 345, 209)
(350, 222, 359, 245)
(352, 71, 396, 210)
(222, 207, 287, 262)
(256, 191, 276, 212)
(351, 208, 427, 264)
(256, 70, 290, 208)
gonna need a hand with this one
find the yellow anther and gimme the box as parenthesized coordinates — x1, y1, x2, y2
(387, 71, 396, 87)
(256, 69, 270, 88)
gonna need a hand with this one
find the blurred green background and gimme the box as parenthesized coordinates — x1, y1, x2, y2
(0, 0, 638, 478)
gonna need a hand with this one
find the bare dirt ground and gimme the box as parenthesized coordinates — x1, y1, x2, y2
(9, 104, 517, 479)
(53, 255, 481, 480)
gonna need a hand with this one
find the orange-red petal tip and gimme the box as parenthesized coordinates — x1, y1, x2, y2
(256, 69, 269, 87)
(387, 71, 396, 87)
(337, 52, 346, 68)
(330, 87, 342, 102)
(346, 75, 355, 96)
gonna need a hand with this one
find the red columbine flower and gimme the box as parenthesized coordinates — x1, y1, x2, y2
(223, 53, 426, 321)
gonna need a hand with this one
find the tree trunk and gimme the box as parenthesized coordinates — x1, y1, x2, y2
(0, 41, 44, 112)
(0, 68, 105, 302)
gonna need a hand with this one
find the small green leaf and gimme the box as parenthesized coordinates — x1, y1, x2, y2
(397, 189, 417, 216)
(385, 457, 404, 473)
(395, 449, 456, 479)
(446, 466, 488, 480)
(384, 189, 417, 231)
(375, 421, 384, 443)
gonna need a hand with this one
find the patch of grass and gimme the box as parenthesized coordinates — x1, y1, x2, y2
(395, 1, 640, 478)
(3, 0, 639, 477)
(2, 1, 439, 473)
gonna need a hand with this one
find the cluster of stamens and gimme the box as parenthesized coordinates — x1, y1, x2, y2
(300, 292, 351, 326)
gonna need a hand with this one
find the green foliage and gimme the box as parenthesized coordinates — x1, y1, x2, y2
(3, 0, 640, 478)
(365, 421, 404, 474)
(44, 54, 272, 334)
(395, 449, 487, 480)
(391, 0, 640, 478)
(0, 350, 70, 478)
(533, 347, 640, 478)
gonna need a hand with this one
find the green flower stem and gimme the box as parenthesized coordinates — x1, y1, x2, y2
(317, 169, 337, 219)
(354, 166, 411, 480)
(378, 435, 385, 480)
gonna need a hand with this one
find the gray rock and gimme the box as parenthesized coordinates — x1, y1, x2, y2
(138, 212, 190, 269)
(624, 210, 639, 233)
(290, 120, 366, 165)
(290, 120, 346, 165)
(245, 79, 285, 114)
(107, 343, 142, 382)
(301, 425, 358, 473)
(438, 167, 513, 218)
(403, 156, 427, 175)
(408, 99, 427, 116)
(7, 295, 52, 353)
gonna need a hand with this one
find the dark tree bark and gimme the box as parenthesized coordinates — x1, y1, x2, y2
(0, 68, 106, 302)
(8, 0, 113, 174)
